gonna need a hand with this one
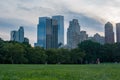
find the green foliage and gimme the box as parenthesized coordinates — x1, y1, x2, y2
(78, 40, 120, 63)
(0, 40, 85, 64)
(78, 40, 103, 63)
(0, 39, 120, 64)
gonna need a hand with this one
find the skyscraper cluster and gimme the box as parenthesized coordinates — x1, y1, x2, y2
(104, 22, 120, 44)
(9, 15, 120, 49)
(34, 16, 64, 49)
(10, 27, 29, 43)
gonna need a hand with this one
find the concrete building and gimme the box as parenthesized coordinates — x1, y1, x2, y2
(116, 23, 120, 43)
(80, 31, 88, 42)
(52, 16, 64, 47)
(67, 19, 81, 49)
(105, 22, 114, 44)
(93, 33, 105, 44)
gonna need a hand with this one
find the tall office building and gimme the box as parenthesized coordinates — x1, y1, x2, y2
(36, 17, 51, 48)
(67, 19, 81, 49)
(51, 19, 58, 48)
(116, 23, 120, 43)
(52, 16, 64, 47)
(10, 27, 28, 43)
(11, 31, 19, 42)
(18, 26, 24, 43)
(35, 17, 58, 49)
(105, 22, 114, 44)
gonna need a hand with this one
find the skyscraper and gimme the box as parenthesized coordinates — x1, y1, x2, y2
(116, 23, 120, 43)
(35, 17, 58, 49)
(36, 17, 51, 48)
(105, 22, 114, 44)
(52, 15, 64, 47)
(18, 26, 24, 43)
(67, 19, 81, 49)
(51, 19, 58, 48)
(10, 27, 28, 43)
(11, 31, 19, 42)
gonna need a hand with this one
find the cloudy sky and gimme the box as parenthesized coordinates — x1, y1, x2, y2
(0, 0, 120, 45)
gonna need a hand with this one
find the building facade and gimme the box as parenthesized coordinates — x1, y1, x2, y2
(92, 33, 105, 44)
(11, 31, 19, 42)
(67, 19, 81, 49)
(18, 26, 24, 43)
(24, 37, 29, 43)
(35, 17, 58, 49)
(80, 31, 88, 42)
(105, 22, 114, 44)
(116, 23, 120, 43)
(52, 15, 64, 47)
(11, 27, 26, 43)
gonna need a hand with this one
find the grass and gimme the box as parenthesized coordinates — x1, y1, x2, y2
(0, 64, 120, 80)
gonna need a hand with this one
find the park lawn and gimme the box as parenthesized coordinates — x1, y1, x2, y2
(0, 64, 120, 80)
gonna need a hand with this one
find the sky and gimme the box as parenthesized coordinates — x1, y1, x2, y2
(0, 0, 120, 45)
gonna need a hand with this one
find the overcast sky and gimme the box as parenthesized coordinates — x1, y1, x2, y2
(0, 0, 120, 45)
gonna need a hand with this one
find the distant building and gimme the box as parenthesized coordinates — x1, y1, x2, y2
(105, 22, 114, 44)
(35, 17, 58, 49)
(18, 26, 24, 43)
(51, 19, 58, 48)
(80, 31, 88, 42)
(116, 23, 120, 43)
(52, 15, 64, 47)
(24, 37, 29, 43)
(92, 33, 105, 44)
(67, 19, 81, 49)
(10, 27, 28, 43)
(11, 31, 19, 42)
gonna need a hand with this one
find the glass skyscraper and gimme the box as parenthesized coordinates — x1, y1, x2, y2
(10, 26, 28, 43)
(18, 26, 24, 43)
(36, 17, 51, 48)
(52, 15, 64, 47)
(11, 31, 19, 42)
(35, 17, 58, 49)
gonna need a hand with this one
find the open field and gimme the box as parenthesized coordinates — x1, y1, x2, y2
(0, 64, 120, 80)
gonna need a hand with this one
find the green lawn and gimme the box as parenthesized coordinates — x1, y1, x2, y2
(0, 64, 120, 80)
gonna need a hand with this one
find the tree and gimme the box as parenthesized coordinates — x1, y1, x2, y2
(78, 40, 102, 63)
(25, 47, 47, 64)
(57, 48, 70, 64)
(70, 48, 85, 64)
(3, 42, 27, 64)
(46, 49, 58, 64)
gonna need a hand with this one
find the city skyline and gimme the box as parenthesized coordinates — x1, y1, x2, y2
(1, 0, 120, 45)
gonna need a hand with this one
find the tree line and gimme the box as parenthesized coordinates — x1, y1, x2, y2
(0, 38, 120, 64)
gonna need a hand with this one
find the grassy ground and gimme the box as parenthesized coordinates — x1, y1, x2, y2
(0, 64, 120, 80)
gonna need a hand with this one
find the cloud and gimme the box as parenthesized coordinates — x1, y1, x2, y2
(0, 17, 36, 45)
(0, 0, 120, 45)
